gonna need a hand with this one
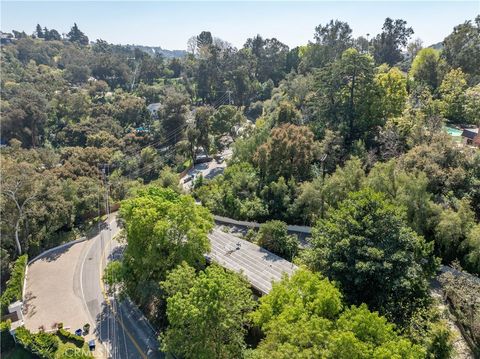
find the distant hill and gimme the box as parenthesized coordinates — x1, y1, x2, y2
(124, 44, 187, 58)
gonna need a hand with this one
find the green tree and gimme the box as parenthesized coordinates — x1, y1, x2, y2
(308, 189, 438, 325)
(254, 124, 317, 182)
(409, 48, 444, 92)
(311, 48, 381, 146)
(161, 263, 255, 359)
(375, 66, 408, 118)
(1, 160, 42, 255)
(442, 15, 480, 83)
(439, 68, 468, 124)
(120, 187, 213, 306)
(256, 220, 298, 260)
(372, 18, 414, 66)
(463, 84, 480, 125)
(251, 269, 425, 358)
(66, 23, 89, 45)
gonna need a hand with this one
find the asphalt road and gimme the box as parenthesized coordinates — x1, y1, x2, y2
(78, 215, 163, 359)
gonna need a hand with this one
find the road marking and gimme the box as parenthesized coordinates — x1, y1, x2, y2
(99, 228, 148, 359)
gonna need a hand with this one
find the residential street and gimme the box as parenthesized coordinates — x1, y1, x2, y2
(24, 215, 162, 359)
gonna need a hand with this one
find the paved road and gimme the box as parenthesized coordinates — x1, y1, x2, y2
(79, 215, 162, 359)
(181, 149, 232, 191)
(209, 228, 297, 294)
(24, 214, 162, 359)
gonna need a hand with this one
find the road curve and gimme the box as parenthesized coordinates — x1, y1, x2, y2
(78, 215, 163, 358)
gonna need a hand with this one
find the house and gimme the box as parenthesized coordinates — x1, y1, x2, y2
(461, 128, 480, 148)
(147, 103, 161, 119)
(0, 31, 14, 45)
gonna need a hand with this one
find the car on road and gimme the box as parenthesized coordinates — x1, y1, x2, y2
(183, 175, 193, 183)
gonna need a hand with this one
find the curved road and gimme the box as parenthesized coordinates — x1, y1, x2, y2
(78, 215, 162, 359)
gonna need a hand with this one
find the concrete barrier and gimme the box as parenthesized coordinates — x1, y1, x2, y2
(213, 215, 312, 234)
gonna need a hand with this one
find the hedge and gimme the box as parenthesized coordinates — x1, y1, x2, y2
(0, 255, 28, 315)
(0, 320, 15, 353)
(57, 328, 85, 347)
(15, 326, 58, 359)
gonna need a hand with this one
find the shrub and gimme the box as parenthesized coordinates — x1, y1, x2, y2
(57, 328, 85, 347)
(257, 220, 298, 260)
(0, 320, 15, 353)
(0, 255, 28, 315)
(15, 326, 58, 359)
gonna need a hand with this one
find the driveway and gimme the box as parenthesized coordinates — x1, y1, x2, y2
(181, 148, 232, 191)
(23, 239, 93, 335)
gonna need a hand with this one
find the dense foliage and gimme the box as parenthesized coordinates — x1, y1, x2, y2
(119, 186, 213, 319)
(249, 269, 426, 358)
(161, 263, 255, 358)
(0, 254, 27, 314)
(307, 189, 438, 325)
(1, 16, 479, 358)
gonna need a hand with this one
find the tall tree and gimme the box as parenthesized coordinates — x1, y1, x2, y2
(308, 188, 438, 325)
(311, 48, 381, 146)
(313, 20, 353, 62)
(254, 124, 317, 182)
(442, 16, 480, 83)
(161, 263, 255, 359)
(409, 48, 444, 91)
(66, 23, 89, 45)
(35, 24, 44, 38)
(372, 18, 414, 66)
(120, 187, 213, 306)
(251, 269, 425, 358)
(0, 160, 41, 255)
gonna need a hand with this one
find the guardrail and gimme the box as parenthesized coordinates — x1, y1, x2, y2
(213, 215, 312, 234)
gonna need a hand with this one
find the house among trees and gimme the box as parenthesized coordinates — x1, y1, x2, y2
(461, 128, 480, 147)
(147, 102, 161, 119)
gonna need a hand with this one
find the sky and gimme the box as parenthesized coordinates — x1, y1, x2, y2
(1, 1, 479, 50)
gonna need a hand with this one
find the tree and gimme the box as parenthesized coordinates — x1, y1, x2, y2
(463, 85, 480, 125)
(120, 187, 213, 306)
(161, 263, 255, 359)
(311, 48, 381, 146)
(313, 20, 353, 63)
(250, 269, 425, 358)
(35, 24, 44, 38)
(442, 16, 480, 83)
(196, 31, 213, 49)
(244, 35, 289, 84)
(308, 188, 438, 325)
(366, 161, 433, 236)
(44, 28, 61, 41)
(66, 23, 89, 45)
(1, 84, 48, 147)
(1, 160, 41, 255)
(299, 20, 353, 70)
(439, 68, 468, 124)
(255, 124, 317, 182)
(256, 220, 298, 260)
(409, 48, 444, 92)
(159, 87, 189, 144)
(372, 18, 414, 66)
(375, 66, 407, 118)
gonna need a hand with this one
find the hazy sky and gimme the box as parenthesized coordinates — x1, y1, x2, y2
(1, 1, 479, 50)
